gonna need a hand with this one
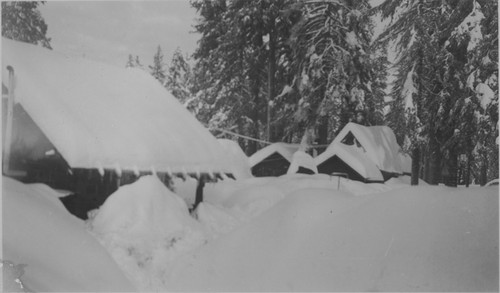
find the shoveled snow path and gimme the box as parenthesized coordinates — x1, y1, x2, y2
(165, 185, 498, 292)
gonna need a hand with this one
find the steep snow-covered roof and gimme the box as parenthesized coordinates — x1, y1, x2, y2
(2, 38, 231, 176)
(315, 141, 384, 182)
(334, 123, 407, 174)
(248, 143, 300, 167)
(287, 151, 318, 175)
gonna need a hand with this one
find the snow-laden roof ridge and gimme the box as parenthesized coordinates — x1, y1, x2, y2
(248, 142, 301, 167)
(332, 122, 405, 174)
(2, 38, 232, 175)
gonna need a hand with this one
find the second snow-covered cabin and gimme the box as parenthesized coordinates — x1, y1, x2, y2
(2, 38, 233, 218)
(249, 143, 300, 177)
(317, 122, 411, 181)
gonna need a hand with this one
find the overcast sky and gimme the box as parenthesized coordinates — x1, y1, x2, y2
(39, 1, 200, 68)
(38, 1, 386, 69)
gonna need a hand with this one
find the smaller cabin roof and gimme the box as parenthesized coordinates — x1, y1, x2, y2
(248, 143, 300, 168)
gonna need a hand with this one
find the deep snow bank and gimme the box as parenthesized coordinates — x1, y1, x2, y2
(166, 185, 499, 292)
(87, 175, 206, 290)
(1, 177, 135, 292)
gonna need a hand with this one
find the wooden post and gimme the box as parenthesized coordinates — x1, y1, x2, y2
(193, 174, 206, 211)
(3, 66, 15, 174)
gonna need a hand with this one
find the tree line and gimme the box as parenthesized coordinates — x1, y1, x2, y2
(181, 0, 497, 186)
(2, 0, 498, 186)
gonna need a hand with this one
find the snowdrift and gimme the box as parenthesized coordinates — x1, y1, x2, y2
(87, 175, 205, 290)
(1, 177, 135, 292)
(166, 184, 499, 292)
(4, 173, 496, 292)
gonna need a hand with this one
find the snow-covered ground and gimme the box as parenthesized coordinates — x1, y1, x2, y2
(2, 174, 498, 292)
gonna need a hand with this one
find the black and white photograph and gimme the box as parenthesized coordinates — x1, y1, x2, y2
(1, 0, 498, 291)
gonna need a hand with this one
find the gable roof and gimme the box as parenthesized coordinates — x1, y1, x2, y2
(248, 143, 300, 168)
(2, 38, 231, 176)
(315, 141, 384, 182)
(333, 122, 408, 174)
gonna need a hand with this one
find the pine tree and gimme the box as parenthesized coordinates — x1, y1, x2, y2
(1, 1, 52, 49)
(191, 0, 297, 154)
(134, 55, 144, 69)
(289, 0, 378, 147)
(125, 54, 145, 70)
(125, 54, 135, 68)
(165, 48, 193, 106)
(149, 45, 166, 85)
(375, 0, 498, 186)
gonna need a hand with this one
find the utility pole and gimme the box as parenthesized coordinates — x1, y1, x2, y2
(3, 66, 15, 175)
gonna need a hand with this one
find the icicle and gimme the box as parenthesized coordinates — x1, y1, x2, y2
(114, 163, 122, 177)
(208, 170, 215, 180)
(97, 162, 105, 177)
(45, 149, 55, 156)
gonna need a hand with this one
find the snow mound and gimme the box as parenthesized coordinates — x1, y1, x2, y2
(195, 202, 242, 237)
(89, 175, 197, 240)
(2, 177, 135, 292)
(165, 186, 499, 292)
(87, 175, 206, 290)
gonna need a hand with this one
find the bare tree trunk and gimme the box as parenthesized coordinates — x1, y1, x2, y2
(479, 152, 488, 186)
(411, 147, 420, 185)
(445, 151, 458, 187)
(427, 135, 441, 185)
(248, 75, 261, 155)
(465, 153, 471, 187)
(267, 22, 276, 142)
(317, 116, 329, 155)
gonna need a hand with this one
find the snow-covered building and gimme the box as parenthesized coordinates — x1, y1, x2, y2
(2, 38, 232, 217)
(249, 143, 300, 177)
(317, 122, 411, 181)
